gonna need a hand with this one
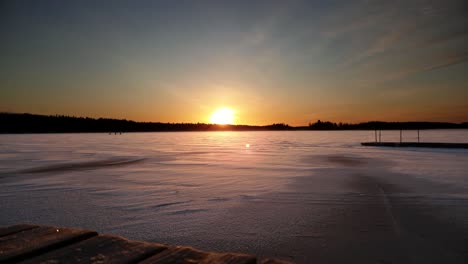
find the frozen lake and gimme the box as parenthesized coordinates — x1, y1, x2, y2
(1, 130, 468, 263)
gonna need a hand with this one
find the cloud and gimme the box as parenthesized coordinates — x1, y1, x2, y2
(423, 29, 468, 48)
(381, 52, 468, 82)
(327, 0, 468, 70)
(419, 53, 468, 73)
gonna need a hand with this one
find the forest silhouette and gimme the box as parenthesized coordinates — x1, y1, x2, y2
(1, 113, 467, 133)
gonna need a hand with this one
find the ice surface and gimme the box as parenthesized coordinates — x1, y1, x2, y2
(1, 130, 468, 263)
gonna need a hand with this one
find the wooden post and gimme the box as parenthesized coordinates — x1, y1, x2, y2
(375, 130, 377, 142)
(418, 129, 420, 142)
(379, 130, 381, 142)
(400, 129, 402, 143)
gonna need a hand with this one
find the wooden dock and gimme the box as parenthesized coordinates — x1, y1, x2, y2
(361, 142, 468, 149)
(0, 224, 292, 264)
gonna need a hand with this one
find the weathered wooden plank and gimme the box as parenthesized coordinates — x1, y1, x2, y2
(0, 225, 97, 263)
(0, 224, 38, 238)
(260, 258, 295, 264)
(139, 246, 256, 264)
(21, 234, 168, 264)
(0, 224, 294, 264)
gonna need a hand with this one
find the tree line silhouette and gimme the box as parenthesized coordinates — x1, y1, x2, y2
(1, 113, 467, 133)
(307, 119, 468, 130)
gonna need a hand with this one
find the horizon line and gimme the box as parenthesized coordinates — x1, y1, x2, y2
(2, 112, 467, 127)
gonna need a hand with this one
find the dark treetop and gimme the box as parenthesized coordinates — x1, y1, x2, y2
(1, 113, 467, 133)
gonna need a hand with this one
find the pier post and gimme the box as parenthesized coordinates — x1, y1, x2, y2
(379, 130, 381, 142)
(400, 130, 402, 143)
(375, 130, 377, 142)
(418, 129, 420, 142)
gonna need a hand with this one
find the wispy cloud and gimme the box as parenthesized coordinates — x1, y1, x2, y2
(327, 0, 468, 70)
(381, 52, 468, 82)
(418, 52, 468, 73)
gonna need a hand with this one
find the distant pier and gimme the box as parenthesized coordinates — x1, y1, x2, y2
(361, 142, 468, 149)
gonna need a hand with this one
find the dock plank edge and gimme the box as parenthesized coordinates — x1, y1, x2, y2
(0, 224, 295, 264)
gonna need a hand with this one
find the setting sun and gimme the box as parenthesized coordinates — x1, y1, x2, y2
(210, 108, 235, 125)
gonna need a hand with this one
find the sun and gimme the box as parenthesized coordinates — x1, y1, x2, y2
(210, 107, 235, 125)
